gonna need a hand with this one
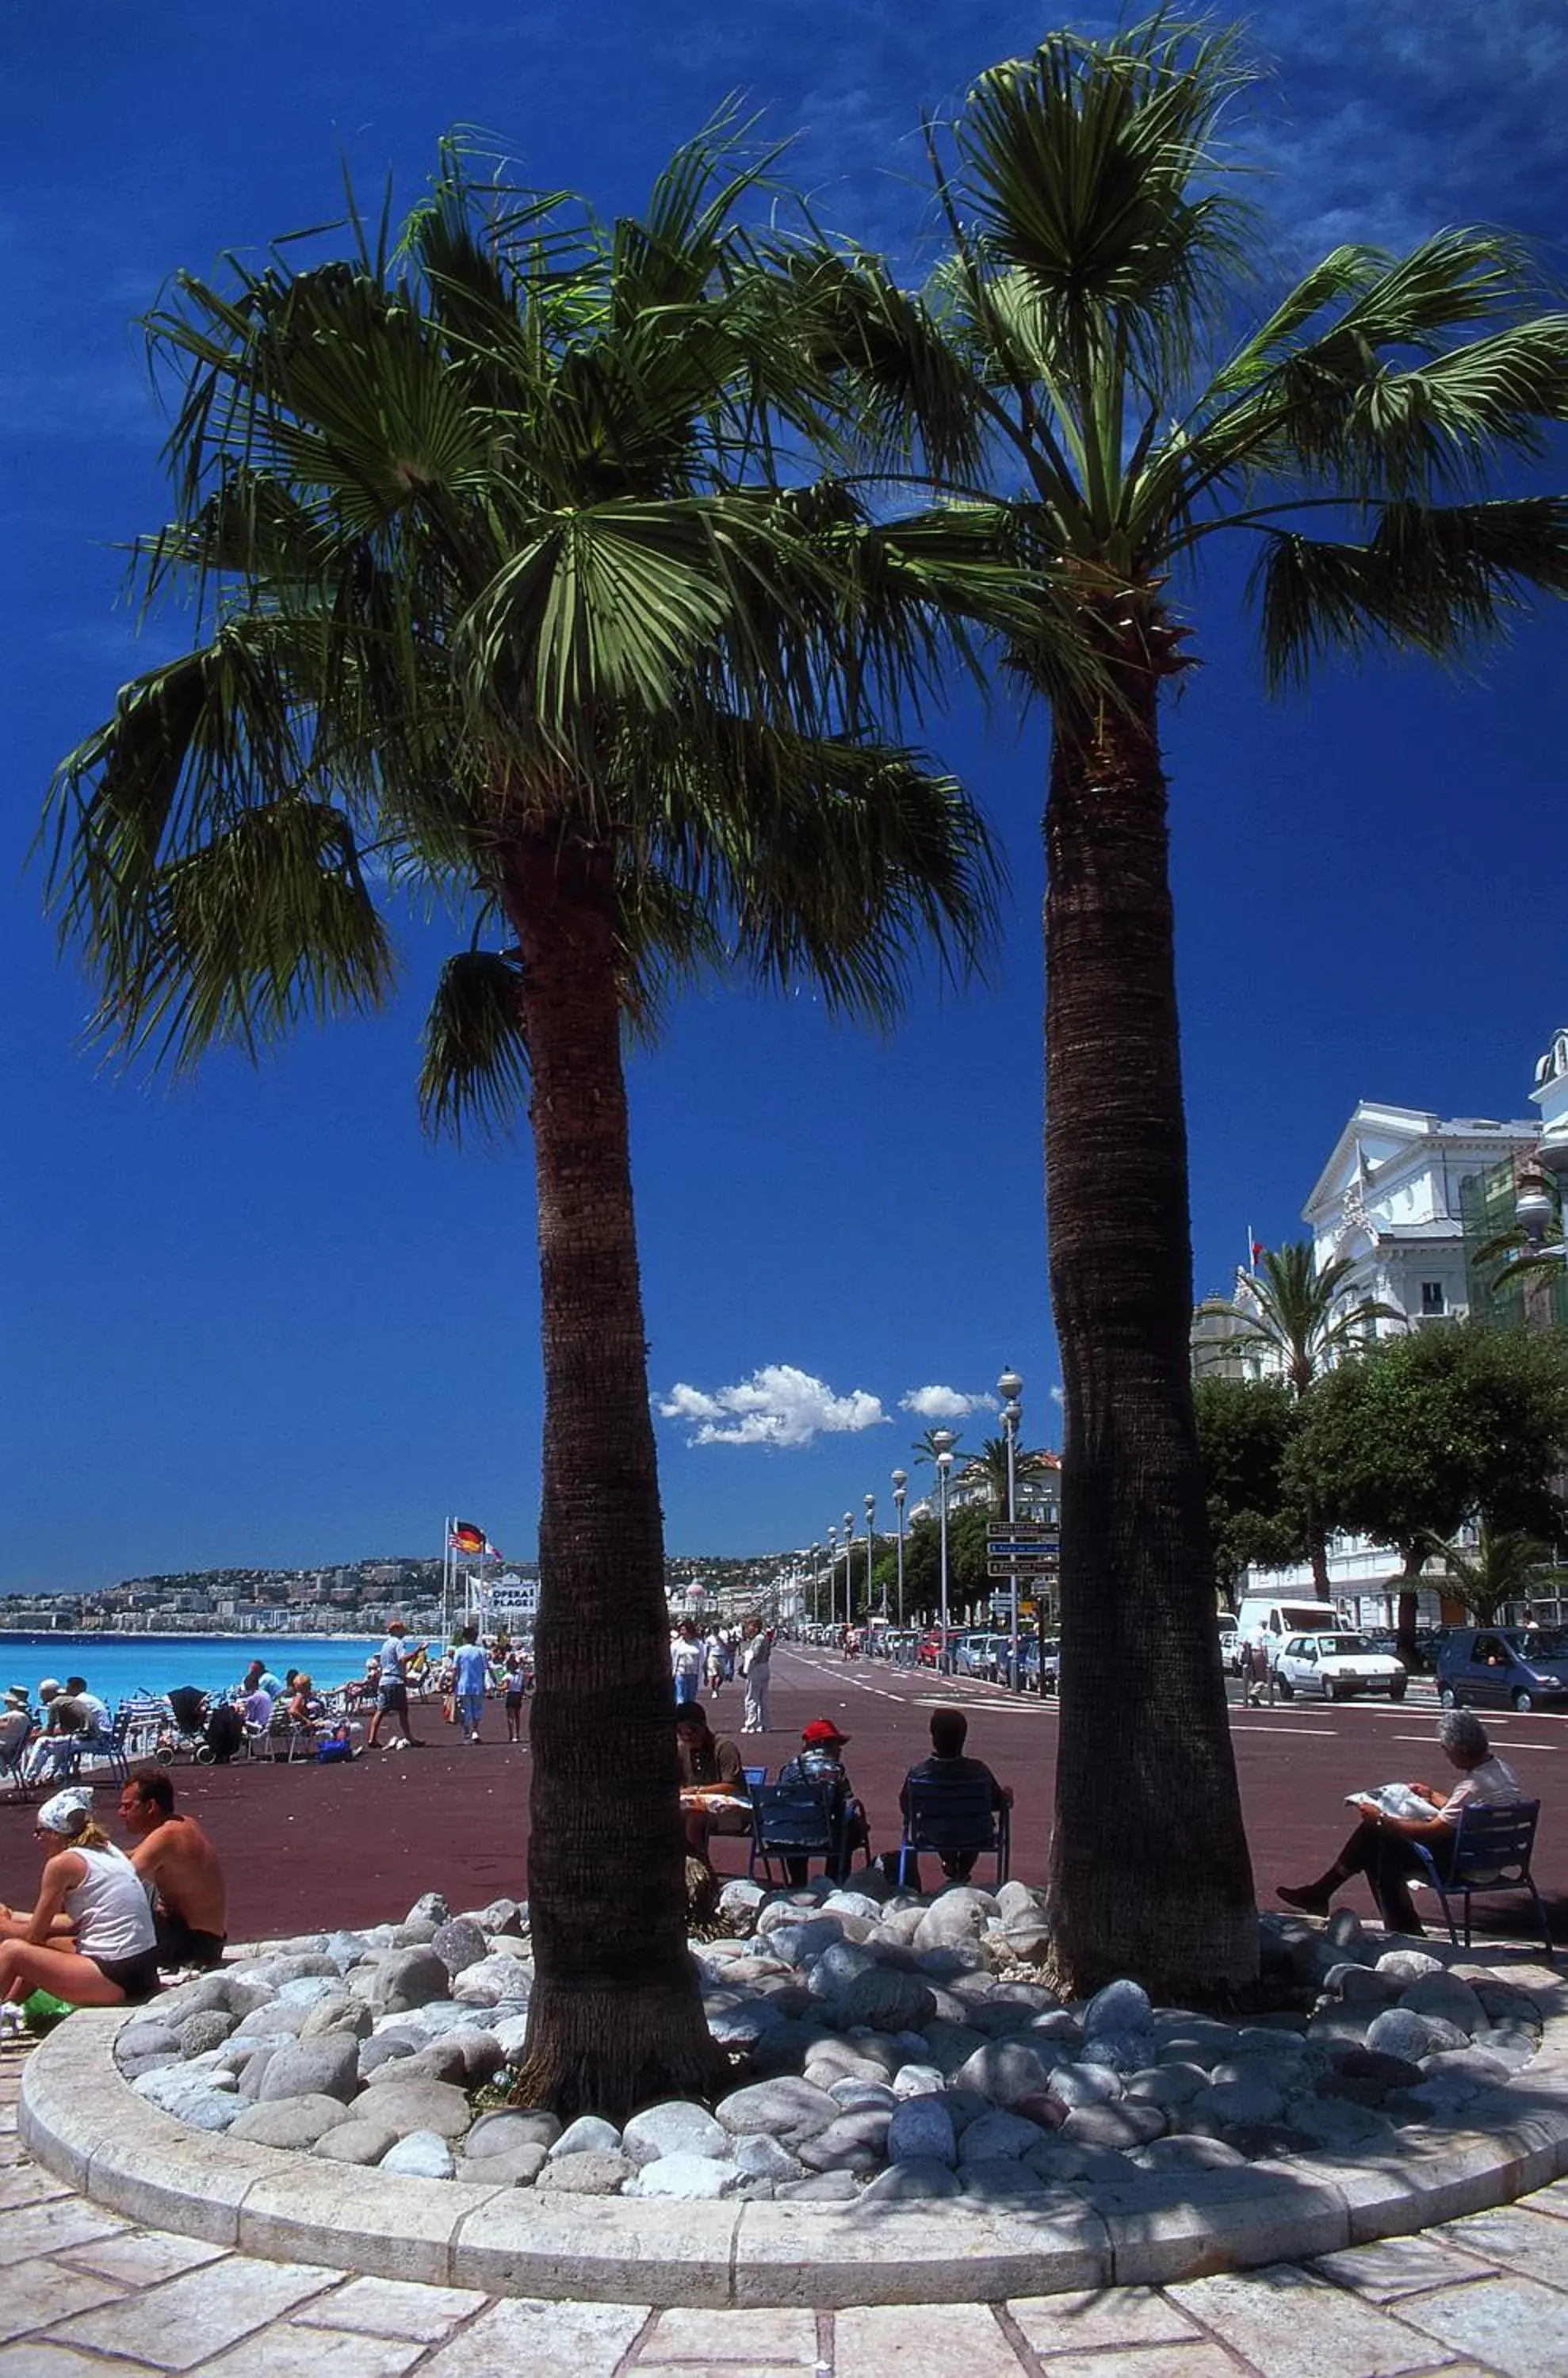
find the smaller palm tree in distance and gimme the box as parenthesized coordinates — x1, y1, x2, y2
(1424, 1524, 1555, 1629)
(1222, 1241, 1403, 1592)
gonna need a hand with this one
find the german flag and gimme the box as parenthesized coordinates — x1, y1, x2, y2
(450, 1521, 486, 1554)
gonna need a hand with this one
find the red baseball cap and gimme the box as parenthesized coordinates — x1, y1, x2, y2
(801, 1718, 850, 1746)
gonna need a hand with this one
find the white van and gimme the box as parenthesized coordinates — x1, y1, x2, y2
(1235, 1597, 1341, 1669)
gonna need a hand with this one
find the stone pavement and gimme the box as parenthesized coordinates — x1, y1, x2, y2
(6, 2036, 1568, 2378)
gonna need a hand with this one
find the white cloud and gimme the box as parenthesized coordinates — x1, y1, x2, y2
(899, 1384, 994, 1423)
(659, 1365, 889, 1449)
(1050, 1384, 1065, 1407)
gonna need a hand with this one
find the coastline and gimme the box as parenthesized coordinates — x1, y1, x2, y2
(0, 1629, 381, 1642)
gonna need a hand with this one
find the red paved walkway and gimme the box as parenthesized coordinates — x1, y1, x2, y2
(2, 1643, 1561, 1940)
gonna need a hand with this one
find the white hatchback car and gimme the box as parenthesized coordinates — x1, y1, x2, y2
(1275, 1631, 1408, 1702)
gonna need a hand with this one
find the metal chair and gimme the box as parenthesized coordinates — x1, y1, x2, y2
(896, 1774, 1011, 1891)
(1409, 1799, 1551, 1955)
(748, 1780, 855, 1885)
(741, 1764, 767, 1791)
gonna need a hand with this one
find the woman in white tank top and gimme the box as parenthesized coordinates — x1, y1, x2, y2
(0, 1787, 160, 2007)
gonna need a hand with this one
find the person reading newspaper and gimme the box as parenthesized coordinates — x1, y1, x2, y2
(1278, 1710, 1521, 1935)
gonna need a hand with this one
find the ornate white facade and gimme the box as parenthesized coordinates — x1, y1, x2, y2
(1301, 1102, 1540, 1332)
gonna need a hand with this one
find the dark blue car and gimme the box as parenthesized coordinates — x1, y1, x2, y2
(1435, 1626, 1568, 1712)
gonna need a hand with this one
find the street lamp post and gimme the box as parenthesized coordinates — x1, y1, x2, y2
(997, 1367, 1023, 1690)
(843, 1511, 855, 1638)
(825, 1529, 837, 1631)
(865, 1493, 878, 1620)
(931, 1428, 957, 1666)
(891, 1470, 908, 1629)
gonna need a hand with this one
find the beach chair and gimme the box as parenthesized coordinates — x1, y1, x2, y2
(1409, 1799, 1551, 1956)
(748, 1780, 856, 1885)
(48, 1708, 133, 1790)
(0, 1717, 32, 1803)
(895, 1774, 1010, 1891)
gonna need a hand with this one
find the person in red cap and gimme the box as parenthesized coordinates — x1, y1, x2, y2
(776, 1719, 869, 1883)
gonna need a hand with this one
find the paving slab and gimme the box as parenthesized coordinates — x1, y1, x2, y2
(418, 2296, 651, 2377)
(42, 2252, 339, 2372)
(1004, 2287, 1206, 2353)
(294, 2273, 491, 2342)
(1313, 2231, 1505, 2302)
(1433, 2203, 1568, 2287)
(58, 2231, 231, 2287)
(1168, 2264, 1440, 2378)
(1011, 2349, 1255, 2378)
(1387, 2276, 1568, 2378)
(195, 2330, 428, 2378)
(0, 2349, 166, 2378)
(834, 2301, 1024, 2378)
(635, 2304, 821, 2362)
(0, 2195, 127, 2265)
(0, 2254, 127, 2344)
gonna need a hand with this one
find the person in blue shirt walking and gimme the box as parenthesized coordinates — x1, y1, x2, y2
(452, 1627, 491, 1745)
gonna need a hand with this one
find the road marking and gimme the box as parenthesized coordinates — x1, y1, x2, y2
(1233, 1722, 1337, 1735)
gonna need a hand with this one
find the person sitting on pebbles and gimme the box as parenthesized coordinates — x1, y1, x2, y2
(0, 1787, 161, 2007)
(1279, 1709, 1522, 1936)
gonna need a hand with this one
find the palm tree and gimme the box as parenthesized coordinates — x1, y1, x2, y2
(1425, 1525, 1553, 1628)
(801, 17, 1568, 1997)
(971, 1435, 1014, 1510)
(42, 133, 1001, 2115)
(1222, 1241, 1403, 1591)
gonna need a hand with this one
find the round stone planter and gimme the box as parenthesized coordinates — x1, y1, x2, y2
(20, 1946, 1568, 2309)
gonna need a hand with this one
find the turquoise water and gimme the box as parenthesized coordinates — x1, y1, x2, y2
(0, 1633, 384, 1707)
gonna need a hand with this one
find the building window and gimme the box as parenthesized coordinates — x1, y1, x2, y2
(1421, 1281, 1445, 1314)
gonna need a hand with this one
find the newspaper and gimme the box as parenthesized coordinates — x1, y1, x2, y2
(1345, 1782, 1433, 1822)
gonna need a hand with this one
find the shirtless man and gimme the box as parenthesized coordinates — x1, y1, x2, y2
(119, 1768, 228, 1969)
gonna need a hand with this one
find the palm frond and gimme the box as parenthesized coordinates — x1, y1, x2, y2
(955, 17, 1257, 377)
(419, 946, 530, 1138)
(1253, 497, 1568, 688)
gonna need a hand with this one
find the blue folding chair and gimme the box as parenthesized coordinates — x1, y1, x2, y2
(741, 1765, 767, 1791)
(897, 1774, 1011, 1891)
(1409, 1799, 1551, 1955)
(748, 1780, 851, 1885)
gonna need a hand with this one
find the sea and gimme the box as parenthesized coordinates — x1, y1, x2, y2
(0, 1633, 384, 1707)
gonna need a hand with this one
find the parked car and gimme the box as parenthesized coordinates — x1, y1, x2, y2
(917, 1627, 964, 1669)
(1275, 1632, 1408, 1702)
(1436, 1626, 1568, 1712)
(1218, 1628, 1242, 1676)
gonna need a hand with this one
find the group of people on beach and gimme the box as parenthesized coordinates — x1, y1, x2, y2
(1, 1676, 114, 1785)
(0, 1768, 228, 2014)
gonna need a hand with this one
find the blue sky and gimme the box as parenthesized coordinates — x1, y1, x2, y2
(5, 2, 1568, 1592)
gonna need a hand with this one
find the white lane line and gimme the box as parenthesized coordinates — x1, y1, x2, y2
(1233, 1722, 1337, 1736)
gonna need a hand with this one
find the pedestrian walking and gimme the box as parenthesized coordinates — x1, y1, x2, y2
(740, 1617, 772, 1734)
(1245, 1624, 1275, 1708)
(671, 1619, 704, 1709)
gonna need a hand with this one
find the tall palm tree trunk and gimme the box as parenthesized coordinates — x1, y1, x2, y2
(1043, 643, 1256, 2001)
(503, 830, 725, 2119)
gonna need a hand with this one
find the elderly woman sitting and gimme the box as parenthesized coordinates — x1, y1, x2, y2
(0, 1787, 162, 2007)
(1279, 1709, 1522, 1936)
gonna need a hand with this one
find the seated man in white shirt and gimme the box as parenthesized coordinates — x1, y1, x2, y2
(1279, 1709, 1523, 1935)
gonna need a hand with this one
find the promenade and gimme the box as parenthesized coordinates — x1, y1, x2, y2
(6, 1644, 1550, 1943)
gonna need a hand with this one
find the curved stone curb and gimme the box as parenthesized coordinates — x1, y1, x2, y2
(19, 1951, 1568, 2307)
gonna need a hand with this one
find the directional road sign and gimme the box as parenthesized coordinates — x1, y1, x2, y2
(987, 1554, 1059, 1577)
(985, 1522, 1057, 1544)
